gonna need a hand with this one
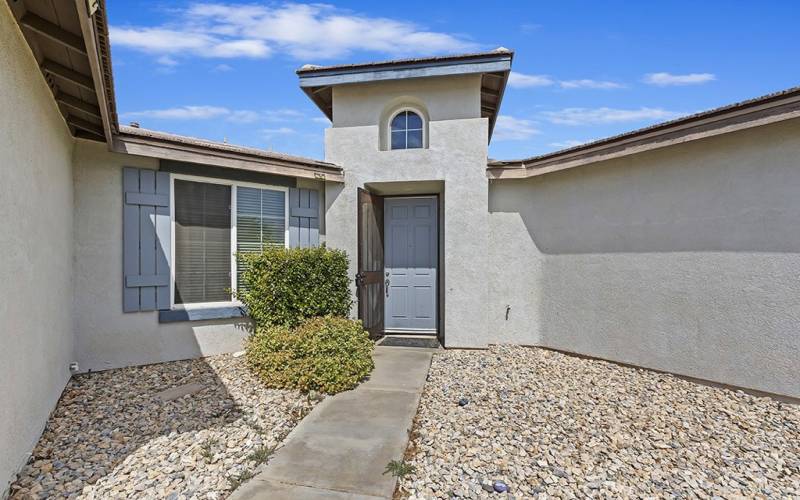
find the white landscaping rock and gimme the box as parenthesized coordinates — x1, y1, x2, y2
(8, 354, 320, 499)
(396, 345, 800, 498)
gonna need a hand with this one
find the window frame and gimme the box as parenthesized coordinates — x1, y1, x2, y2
(169, 173, 289, 310)
(387, 107, 426, 150)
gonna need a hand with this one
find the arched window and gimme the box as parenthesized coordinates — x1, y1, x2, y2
(390, 110, 424, 150)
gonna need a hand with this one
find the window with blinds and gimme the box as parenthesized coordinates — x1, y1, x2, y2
(174, 180, 232, 305)
(236, 186, 286, 290)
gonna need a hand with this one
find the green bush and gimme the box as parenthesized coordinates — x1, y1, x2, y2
(237, 245, 352, 328)
(246, 316, 374, 394)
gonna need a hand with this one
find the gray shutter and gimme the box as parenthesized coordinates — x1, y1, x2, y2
(289, 188, 319, 248)
(123, 167, 171, 312)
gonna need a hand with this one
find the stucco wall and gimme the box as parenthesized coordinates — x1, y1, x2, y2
(72, 141, 251, 372)
(0, 4, 76, 493)
(324, 75, 490, 346)
(488, 118, 800, 398)
(331, 75, 482, 127)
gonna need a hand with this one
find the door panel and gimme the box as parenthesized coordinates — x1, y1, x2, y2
(413, 225, 432, 268)
(357, 189, 384, 338)
(391, 287, 408, 316)
(384, 197, 438, 332)
(414, 285, 434, 318)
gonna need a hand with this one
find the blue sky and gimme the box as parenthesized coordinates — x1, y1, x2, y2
(108, 1, 800, 160)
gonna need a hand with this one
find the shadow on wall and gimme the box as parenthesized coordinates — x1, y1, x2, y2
(487, 121, 800, 396)
(489, 121, 800, 255)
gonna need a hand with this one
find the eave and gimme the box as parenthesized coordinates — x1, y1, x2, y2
(6, 0, 117, 144)
(113, 127, 344, 183)
(488, 86, 800, 179)
(297, 49, 513, 143)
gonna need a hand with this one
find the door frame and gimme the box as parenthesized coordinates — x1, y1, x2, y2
(382, 194, 440, 336)
(356, 188, 385, 338)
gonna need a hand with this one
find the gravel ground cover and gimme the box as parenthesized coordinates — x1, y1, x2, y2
(9, 353, 320, 499)
(398, 346, 800, 499)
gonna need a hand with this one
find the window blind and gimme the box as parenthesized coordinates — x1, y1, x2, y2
(174, 180, 232, 304)
(236, 187, 286, 290)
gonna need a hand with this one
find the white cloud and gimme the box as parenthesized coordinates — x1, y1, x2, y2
(263, 109, 306, 122)
(213, 64, 233, 72)
(262, 127, 296, 137)
(122, 105, 231, 120)
(549, 139, 586, 149)
(110, 3, 476, 63)
(207, 39, 271, 58)
(542, 107, 684, 126)
(110, 28, 209, 53)
(493, 116, 541, 141)
(156, 55, 179, 67)
(559, 79, 624, 89)
(312, 116, 331, 124)
(643, 72, 716, 86)
(509, 73, 624, 90)
(110, 27, 270, 59)
(121, 105, 316, 124)
(227, 110, 261, 123)
(508, 72, 554, 88)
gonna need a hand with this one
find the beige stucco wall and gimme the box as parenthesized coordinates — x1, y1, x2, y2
(72, 141, 251, 372)
(331, 74, 482, 128)
(0, 4, 76, 493)
(488, 118, 800, 398)
(324, 75, 490, 346)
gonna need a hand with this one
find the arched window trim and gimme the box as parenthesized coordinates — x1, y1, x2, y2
(386, 106, 427, 150)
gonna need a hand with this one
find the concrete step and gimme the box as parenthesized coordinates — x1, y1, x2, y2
(377, 335, 441, 349)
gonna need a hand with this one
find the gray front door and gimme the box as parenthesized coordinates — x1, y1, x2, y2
(384, 197, 437, 333)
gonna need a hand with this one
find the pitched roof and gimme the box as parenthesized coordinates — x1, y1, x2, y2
(297, 48, 513, 142)
(296, 49, 513, 74)
(488, 85, 800, 179)
(114, 126, 344, 182)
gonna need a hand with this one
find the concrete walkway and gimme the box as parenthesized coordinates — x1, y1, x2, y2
(231, 346, 434, 500)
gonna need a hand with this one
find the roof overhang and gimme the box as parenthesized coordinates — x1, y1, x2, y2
(488, 86, 800, 179)
(6, 0, 117, 144)
(7, 0, 342, 182)
(113, 126, 344, 182)
(297, 50, 513, 142)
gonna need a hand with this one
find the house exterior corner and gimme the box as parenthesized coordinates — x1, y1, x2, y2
(3, 5, 800, 495)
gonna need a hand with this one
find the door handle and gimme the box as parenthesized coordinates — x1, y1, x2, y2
(385, 278, 390, 297)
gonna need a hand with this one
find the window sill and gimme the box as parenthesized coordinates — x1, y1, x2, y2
(158, 306, 247, 323)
